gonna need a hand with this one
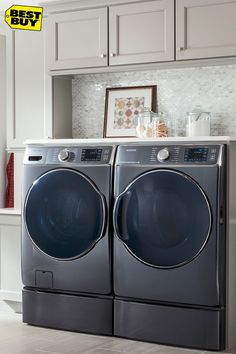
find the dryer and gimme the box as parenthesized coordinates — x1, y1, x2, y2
(113, 144, 227, 350)
(22, 144, 115, 335)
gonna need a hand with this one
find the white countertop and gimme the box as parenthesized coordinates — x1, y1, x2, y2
(25, 136, 236, 146)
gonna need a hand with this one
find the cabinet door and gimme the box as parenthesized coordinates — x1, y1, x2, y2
(176, 0, 236, 60)
(49, 8, 108, 70)
(109, 0, 174, 66)
(0, 214, 22, 303)
(6, 29, 46, 148)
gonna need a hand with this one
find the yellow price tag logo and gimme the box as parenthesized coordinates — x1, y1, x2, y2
(5, 5, 43, 31)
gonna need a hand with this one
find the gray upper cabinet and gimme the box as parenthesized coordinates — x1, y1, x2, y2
(46, 0, 236, 71)
(109, 0, 174, 65)
(48, 7, 108, 70)
(176, 0, 236, 60)
(47, 0, 174, 70)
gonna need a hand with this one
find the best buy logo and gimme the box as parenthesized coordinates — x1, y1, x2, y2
(5, 5, 43, 31)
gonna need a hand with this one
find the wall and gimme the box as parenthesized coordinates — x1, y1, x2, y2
(0, 34, 6, 208)
(72, 64, 236, 138)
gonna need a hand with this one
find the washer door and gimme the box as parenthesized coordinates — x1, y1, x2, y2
(25, 169, 106, 260)
(114, 169, 212, 268)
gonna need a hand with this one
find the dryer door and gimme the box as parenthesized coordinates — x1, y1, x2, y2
(24, 169, 106, 260)
(114, 169, 212, 268)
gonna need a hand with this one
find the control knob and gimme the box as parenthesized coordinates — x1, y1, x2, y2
(157, 148, 170, 162)
(58, 149, 70, 162)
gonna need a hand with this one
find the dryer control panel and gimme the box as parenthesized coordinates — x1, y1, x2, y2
(24, 146, 114, 165)
(116, 144, 223, 165)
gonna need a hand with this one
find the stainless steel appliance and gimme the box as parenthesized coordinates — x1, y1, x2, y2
(22, 144, 115, 335)
(113, 143, 235, 350)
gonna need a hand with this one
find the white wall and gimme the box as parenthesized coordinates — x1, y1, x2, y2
(0, 34, 6, 208)
(72, 65, 236, 138)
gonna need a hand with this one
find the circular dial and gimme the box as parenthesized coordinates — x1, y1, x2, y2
(58, 149, 70, 162)
(157, 148, 170, 162)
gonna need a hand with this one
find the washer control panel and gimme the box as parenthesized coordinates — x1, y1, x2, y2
(25, 146, 114, 165)
(116, 145, 223, 165)
(81, 148, 103, 162)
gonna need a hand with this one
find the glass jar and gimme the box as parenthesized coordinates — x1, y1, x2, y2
(135, 107, 153, 138)
(186, 111, 211, 137)
(152, 112, 169, 138)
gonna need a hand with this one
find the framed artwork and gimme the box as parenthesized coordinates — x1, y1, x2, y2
(103, 85, 157, 138)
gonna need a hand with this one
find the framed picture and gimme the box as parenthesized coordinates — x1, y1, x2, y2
(103, 85, 157, 138)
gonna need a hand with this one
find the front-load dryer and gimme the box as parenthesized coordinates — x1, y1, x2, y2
(22, 144, 115, 335)
(113, 144, 226, 350)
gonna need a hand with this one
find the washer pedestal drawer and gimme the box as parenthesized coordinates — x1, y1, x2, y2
(114, 298, 225, 350)
(23, 287, 113, 335)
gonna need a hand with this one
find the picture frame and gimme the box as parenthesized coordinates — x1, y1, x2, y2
(103, 85, 157, 138)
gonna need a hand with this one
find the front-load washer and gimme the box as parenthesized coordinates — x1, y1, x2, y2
(113, 143, 228, 350)
(22, 144, 115, 335)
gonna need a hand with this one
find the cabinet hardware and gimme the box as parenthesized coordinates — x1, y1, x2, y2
(100, 53, 106, 58)
(110, 53, 116, 57)
(177, 47, 184, 51)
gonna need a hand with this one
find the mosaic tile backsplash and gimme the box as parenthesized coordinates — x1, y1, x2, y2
(72, 64, 236, 138)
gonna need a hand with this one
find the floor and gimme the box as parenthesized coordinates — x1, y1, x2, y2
(0, 312, 235, 354)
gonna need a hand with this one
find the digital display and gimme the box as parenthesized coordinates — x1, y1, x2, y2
(184, 148, 208, 162)
(81, 149, 102, 161)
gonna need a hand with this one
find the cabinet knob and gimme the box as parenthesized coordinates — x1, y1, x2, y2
(177, 47, 184, 51)
(110, 53, 116, 57)
(100, 53, 106, 58)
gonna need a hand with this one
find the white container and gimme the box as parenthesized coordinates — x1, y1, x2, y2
(135, 108, 152, 138)
(136, 110, 170, 138)
(186, 112, 211, 137)
(152, 112, 169, 138)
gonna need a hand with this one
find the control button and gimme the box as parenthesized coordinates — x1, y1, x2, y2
(69, 152, 76, 161)
(58, 149, 70, 162)
(157, 148, 170, 162)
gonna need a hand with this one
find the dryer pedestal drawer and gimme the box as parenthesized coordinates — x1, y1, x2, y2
(23, 288, 113, 335)
(114, 298, 225, 350)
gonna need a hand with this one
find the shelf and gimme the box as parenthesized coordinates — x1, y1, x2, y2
(24, 136, 234, 146)
(0, 211, 21, 226)
(0, 208, 21, 216)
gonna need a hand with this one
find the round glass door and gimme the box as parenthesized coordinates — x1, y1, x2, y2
(25, 169, 106, 260)
(114, 169, 211, 268)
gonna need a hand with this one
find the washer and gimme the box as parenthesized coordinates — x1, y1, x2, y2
(22, 144, 115, 335)
(113, 143, 228, 350)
